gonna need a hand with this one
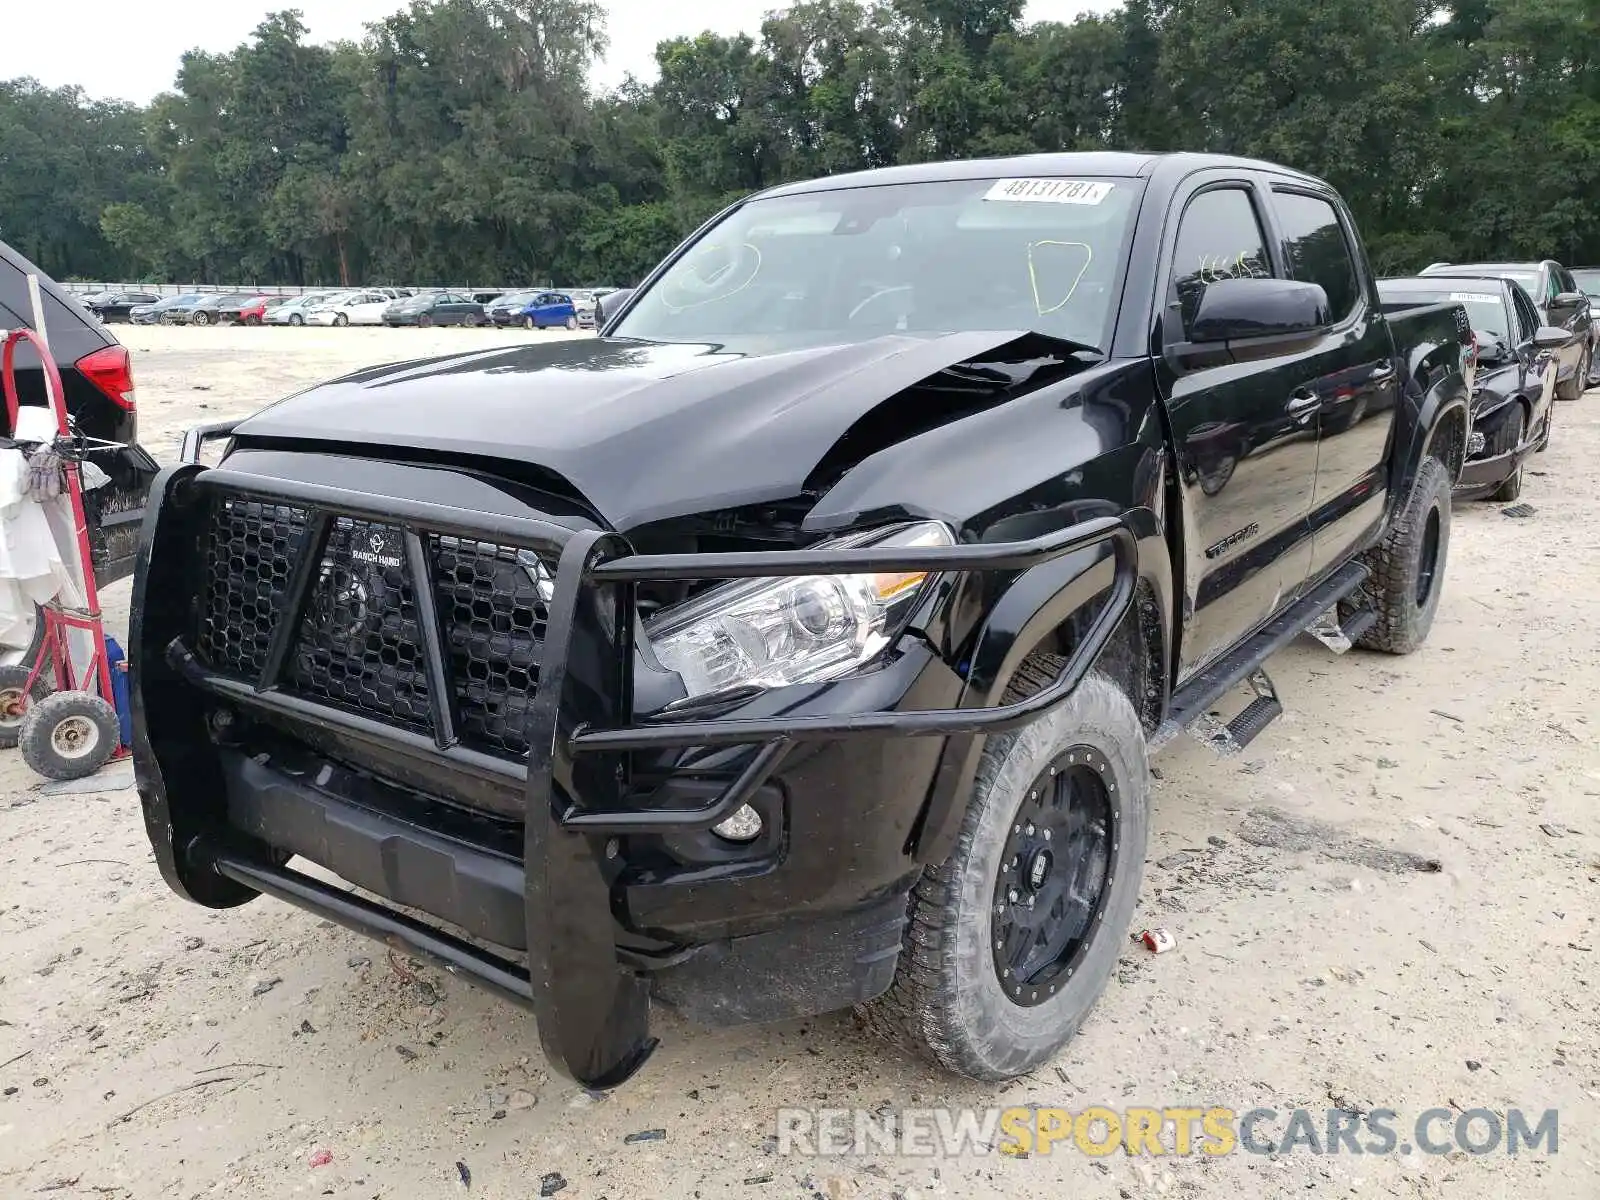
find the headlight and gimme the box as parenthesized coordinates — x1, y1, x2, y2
(646, 521, 954, 700)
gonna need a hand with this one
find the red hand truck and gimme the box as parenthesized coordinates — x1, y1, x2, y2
(0, 313, 127, 781)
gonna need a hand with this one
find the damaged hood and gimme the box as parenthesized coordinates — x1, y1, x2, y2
(232, 332, 1084, 530)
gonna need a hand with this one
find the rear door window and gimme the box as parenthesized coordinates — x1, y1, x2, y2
(1271, 190, 1361, 321)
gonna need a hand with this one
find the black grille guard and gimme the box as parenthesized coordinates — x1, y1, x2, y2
(135, 452, 1138, 1090)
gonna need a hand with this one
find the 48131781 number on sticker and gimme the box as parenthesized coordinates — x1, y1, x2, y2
(984, 178, 1114, 205)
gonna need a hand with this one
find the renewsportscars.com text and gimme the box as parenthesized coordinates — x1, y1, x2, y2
(776, 1106, 1559, 1158)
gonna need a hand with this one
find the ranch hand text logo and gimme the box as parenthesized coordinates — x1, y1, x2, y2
(350, 527, 403, 570)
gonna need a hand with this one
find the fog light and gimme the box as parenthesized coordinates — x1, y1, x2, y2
(711, 804, 764, 843)
(1467, 431, 1486, 456)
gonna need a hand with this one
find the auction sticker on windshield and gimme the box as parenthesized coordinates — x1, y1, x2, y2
(1448, 292, 1503, 306)
(984, 179, 1114, 205)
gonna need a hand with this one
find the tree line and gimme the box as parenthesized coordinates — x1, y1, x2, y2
(1, 0, 1596, 288)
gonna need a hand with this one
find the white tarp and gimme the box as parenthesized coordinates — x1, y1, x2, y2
(0, 406, 88, 650)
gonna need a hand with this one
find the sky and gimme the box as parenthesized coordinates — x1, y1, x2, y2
(0, 0, 1120, 103)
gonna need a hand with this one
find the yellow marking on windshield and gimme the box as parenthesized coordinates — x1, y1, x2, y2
(1027, 241, 1093, 315)
(660, 242, 763, 313)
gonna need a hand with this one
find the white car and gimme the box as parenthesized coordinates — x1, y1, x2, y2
(306, 289, 396, 327)
(265, 292, 340, 326)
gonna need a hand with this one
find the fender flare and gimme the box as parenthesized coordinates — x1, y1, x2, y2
(909, 505, 1169, 864)
(1392, 371, 1470, 499)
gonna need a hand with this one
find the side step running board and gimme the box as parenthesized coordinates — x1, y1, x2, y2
(1191, 668, 1283, 755)
(1153, 560, 1369, 750)
(1306, 601, 1377, 654)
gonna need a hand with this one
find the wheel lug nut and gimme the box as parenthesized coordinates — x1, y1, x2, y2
(1025, 823, 1035, 836)
(1008, 889, 1019, 903)
(1044, 830, 1052, 841)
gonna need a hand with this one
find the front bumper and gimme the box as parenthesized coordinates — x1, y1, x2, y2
(1455, 401, 1534, 496)
(132, 442, 1136, 1088)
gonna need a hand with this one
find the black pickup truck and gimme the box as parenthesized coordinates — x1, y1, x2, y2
(132, 153, 1472, 1089)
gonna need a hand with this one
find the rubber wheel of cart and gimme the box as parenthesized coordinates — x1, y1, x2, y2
(860, 666, 1149, 1081)
(1350, 455, 1451, 655)
(19, 691, 120, 781)
(1490, 408, 1526, 502)
(0, 663, 52, 750)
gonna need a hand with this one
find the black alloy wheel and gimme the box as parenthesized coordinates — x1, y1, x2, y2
(990, 750, 1117, 1006)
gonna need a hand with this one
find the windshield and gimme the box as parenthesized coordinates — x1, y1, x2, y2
(1573, 269, 1600, 297)
(614, 176, 1143, 351)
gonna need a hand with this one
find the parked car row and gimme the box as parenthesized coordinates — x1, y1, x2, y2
(1378, 258, 1597, 502)
(75, 285, 623, 331)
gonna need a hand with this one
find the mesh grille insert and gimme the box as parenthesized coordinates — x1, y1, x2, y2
(196, 497, 309, 679)
(430, 536, 552, 758)
(194, 494, 558, 762)
(286, 517, 434, 735)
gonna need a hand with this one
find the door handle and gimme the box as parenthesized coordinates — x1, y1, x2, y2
(1286, 389, 1321, 418)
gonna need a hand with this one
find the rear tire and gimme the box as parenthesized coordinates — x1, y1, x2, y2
(1354, 455, 1451, 655)
(0, 663, 51, 750)
(19, 691, 120, 781)
(860, 668, 1149, 1081)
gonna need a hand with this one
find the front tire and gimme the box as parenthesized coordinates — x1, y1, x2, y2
(565, 315, 578, 331)
(1354, 455, 1451, 654)
(1558, 349, 1588, 401)
(289, 313, 304, 327)
(419, 314, 433, 328)
(333, 312, 349, 327)
(861, 668, 1149, 1081)
(1489, 408, 1525, 502)
(191, 310, 211, 326)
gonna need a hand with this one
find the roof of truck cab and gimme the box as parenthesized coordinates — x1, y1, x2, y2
(756, 152, 1327, 199)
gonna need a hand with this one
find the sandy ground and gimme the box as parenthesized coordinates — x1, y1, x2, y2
(2, 324, 1597, 1199)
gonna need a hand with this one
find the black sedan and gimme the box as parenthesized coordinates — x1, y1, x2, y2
(1380, 274, 1571, 501)
(86, 289, 160, 324)
(1421, 260, 1592, 399)
(383, 292, 487, 327)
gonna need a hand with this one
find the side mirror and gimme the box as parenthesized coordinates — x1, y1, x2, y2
(1472, 331, 1509, 365)
(1187, 277, 1331, 344)
(1550, 291, 1587, 310)
(1533, 325, 1573, 350)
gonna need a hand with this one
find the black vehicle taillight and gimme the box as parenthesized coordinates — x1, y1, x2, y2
(76, 344, 135, 411)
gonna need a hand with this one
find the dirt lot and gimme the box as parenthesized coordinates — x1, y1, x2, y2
(2, 325, 1597, 1198)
